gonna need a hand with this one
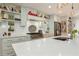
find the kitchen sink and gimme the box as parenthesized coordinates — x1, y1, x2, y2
(53, 37, 71, 41)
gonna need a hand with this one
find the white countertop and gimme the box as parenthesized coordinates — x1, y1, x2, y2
(12, 37, 79, 56)
(0, 34, 29, 39)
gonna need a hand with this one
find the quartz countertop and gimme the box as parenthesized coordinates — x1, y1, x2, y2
(0, 34, 28, 39)
(12, 36, 79, 56)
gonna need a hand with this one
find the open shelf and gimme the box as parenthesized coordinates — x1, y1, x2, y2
(0, 19, 21, 22)
(0, 9, 21, 15)
(28, 15, 48, 21)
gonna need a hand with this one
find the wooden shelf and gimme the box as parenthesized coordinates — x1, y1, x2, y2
(0, 9, 21, 15)
(0, 19, 21, 22)
(0, 19, 14, 22)
(28, 15, 48, 21)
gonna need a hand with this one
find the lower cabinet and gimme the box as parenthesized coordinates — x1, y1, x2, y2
(1, 36, 31, 56)
(0, 39, 2, 56)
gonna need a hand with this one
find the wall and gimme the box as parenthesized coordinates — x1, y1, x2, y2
(72, 17, 79, 30)
(0, 21, 8, 37)
(45, 15, 54, 37)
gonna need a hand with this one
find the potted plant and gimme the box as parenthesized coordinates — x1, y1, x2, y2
(71, 29, 79, 39)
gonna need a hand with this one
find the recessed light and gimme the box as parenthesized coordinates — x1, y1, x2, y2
(48, 5, 51, 8)
(58, 10, 62, 13)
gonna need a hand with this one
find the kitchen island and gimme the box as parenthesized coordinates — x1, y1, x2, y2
(0, 35, 31, 56)
(12, 37, 79, 56)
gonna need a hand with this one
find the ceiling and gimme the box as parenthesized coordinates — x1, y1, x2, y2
(15, 3, 79, 17)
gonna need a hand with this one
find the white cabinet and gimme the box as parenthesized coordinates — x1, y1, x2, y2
(48, 16, 54, 35)
(1, 36, 31, 56)
(2, 38, 16, 56)
(21, 7, 28, 26)
(0, 39, 2, 56)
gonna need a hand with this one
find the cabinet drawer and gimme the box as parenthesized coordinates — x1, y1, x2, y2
(3, 50, 16, 56)
(3, 42, 12, 46)
(3, 39, 12, 44)
(3, 43, 12, 49)
(12, 39, 24, 43)
(12, 38, 20, 42)
(3, 46, 13, 50)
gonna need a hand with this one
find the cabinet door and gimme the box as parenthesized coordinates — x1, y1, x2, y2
(12, 36, 31, 43)
(0, 39, 2, 56)
(21, 7, 28, 26)
(2, 39, 10, 49)
(12, 37, 24, 43)
(2, 38, 16, 56)
(2, 36, 30, 56)
(48, 17, 54, 34)
(2, 49, 16, 56)
(12, 37, 20, 43)
(19, 36, 31, 42)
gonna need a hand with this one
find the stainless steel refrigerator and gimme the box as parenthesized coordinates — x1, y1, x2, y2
(54, 22, 61, 36)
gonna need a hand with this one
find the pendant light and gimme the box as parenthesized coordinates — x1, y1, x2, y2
(72, 3, 74, 9)
(48, 5, 51, 8)
(69, 3, 74, 19)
